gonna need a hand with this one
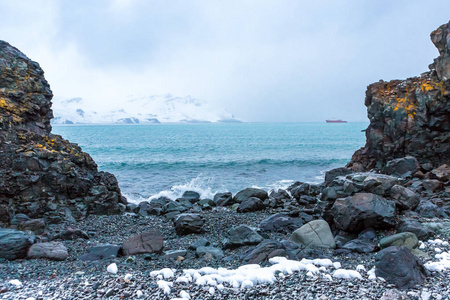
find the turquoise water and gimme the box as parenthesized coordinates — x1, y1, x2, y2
(52, 123, 367, 203)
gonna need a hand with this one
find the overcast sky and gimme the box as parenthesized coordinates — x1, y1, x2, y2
(1, 0, 449, 122)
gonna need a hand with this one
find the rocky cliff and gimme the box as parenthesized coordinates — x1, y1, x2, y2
(0, 41, 126, 224)
(348, 21, 450, 171)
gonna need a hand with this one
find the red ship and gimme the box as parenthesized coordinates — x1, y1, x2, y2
(326, 119, 347, 123)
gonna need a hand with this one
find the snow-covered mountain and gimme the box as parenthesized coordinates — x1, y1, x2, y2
(51, 95, 241, 124)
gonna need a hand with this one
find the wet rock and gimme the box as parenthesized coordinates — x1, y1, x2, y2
(430, 164, 450, 181)
(375, 246, 427, 289)
(241, 240, 286, 264)
(0, 41, 126, 220)
(10, 214, 30, 226)
(196, 246, 224, 259)
(267, 189, 291, 208)
(188, 238, 210, 250)
(139, 197, 172, 216)
(290, 220, 336, 249)
(379, 232, 419, 250)
(389, 185, 419, 210)
(163, 200, 190, 214)
(122, 230, 164, 255)
(57, 227, 89, 240)
(18, 218, 46, 235)
(331, 193, 396, 233)
(0, 205, 12, 223)
(259, 213, 303, 234)
(213, 192, 234, 206)
(162, 250, 187, 260)
(422, 179, 444, 193)
(237, 197, 266, 213)
(383, 156, 420, 178)
(397, 219, 434, 241)
(197, 198, 215, 210)
(27, 242, 68, 261)
(182, 191, 201, 203)
(0, 229, 34, 260)
(233, 188, 268, 203)
(342, 239, 377, 253)
(416, 201, 448, 218)
(223, 225, 263, 249)
(174, 213, 204, 235)
(324, 167, 352, 185)
(79, 244, 122, 261)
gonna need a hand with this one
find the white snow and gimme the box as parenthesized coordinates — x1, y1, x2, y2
(157, 280, 173, 295)
(107, 263, 118, 274)
(332, 269, 362, 280)
(51, 94, 241, 124)
(424, 251, 450, 272)
(136, 290, 144, 298)
(180, 290, 190, 299)
(356, 265, 366, 272)
(367, 267, 377, 280)
(208, 287, 215, 295)
(124, 273, 132, 282)
(9, 279, 22, 287)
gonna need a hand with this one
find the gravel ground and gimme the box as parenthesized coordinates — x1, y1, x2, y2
(1, 209, 449, 300)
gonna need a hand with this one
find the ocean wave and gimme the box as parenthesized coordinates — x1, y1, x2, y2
(100, 157, 349, 171)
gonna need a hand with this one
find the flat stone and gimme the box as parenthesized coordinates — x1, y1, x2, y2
(79, 244, 122, 261)
(27, 242, 68, 261)
(379, 232, 419, 250)
(196, 246, 224, 259)
(122, 230, 164, 255)
(290, 220, 336, 249)
(223, 225, 263, 249)
(174, 213, 204, 235)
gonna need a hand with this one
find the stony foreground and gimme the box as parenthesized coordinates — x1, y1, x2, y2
(1, 209, 449, 300)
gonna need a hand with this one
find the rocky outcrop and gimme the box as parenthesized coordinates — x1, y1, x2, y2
(349, 21, 450, 171)
(0, 40, 126, 223)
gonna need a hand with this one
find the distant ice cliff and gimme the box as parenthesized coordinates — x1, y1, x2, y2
(51, 94, 241, 124)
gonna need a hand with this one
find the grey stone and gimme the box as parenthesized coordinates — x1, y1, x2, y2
(19, 218, 46, 235)
(259, 213, 303, 234)
(122, 230, 164, 255)
(233, 188, 268, 203)
(397, 219, 434, 241)
(213, 192, 234, 206)
(162, 250, 187, 260)
(389, 185, 419, 210)
(379, 232, 419, 250)
(196, 246, 224, 259)
(189, 238, 210, 250)
(237, 197, 266, 213)
(182, 191, 201, 203)
(79, 244, 122, 261)
(0, 228, 34, 260)
(27, 242, 68, 261)
(342, 239, 377, 253)
(223, 225, 263, 249)
(241, 240, 286, 264)
(383, 156, 420, 178)
(290, 220, 336, 249)
(375, 246, 426, 289)
(331, 193, 396, 233)
(174, 213, 204, 235)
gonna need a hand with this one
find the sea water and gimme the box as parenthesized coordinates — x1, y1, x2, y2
(52, 122, 367, 203)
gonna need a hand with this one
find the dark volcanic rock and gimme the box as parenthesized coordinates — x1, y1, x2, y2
(0, 41, 126, 221)
(237, 197, 266, 213)
(397, 219, 434, 240)
(389, 185, 420, 211)
(223, 225, 263, 249)
(383, 156, 420, 178)
(241, 240, 286, 264)
(0, 228, 34, 260)
(27, 242, 68, 261)
(331, 193, 396, 233)
(182, 191, 200, 203)
(79, 244, 122, 261)
(196, 246, 224, 259)
(174, 213, 205, 235)
(324, 167, 353, 185)
(233, 188, 268, 203)
(122, 230, 164, 255)
(375, 246, 427, 289)
(348, 21, 450, 171)
(259, 213, 303, 234)
(213, 192, 234, 206)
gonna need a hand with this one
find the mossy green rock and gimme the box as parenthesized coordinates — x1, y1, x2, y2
(379, 232, 419, 250)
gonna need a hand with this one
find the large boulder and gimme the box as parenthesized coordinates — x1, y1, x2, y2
(430, 164, 450, 181)
(122, 230, 164, 255)
(223, 225, 263, 249)
(0, 41, 126, 221)
(259, 213, 303, 234)
(389, 185, 420, 211)
(213, 192, 234, 206)
(397, 219, 434, 241)
(237, 197, 266, 213)
(375, 246, 427, 289)
(27, 242, 68, 261)
(0, 229, 34, 260)
(182, 191, 201, 203)
(348, 22, 450, 171)
(383, 156, 420, 178)
(290, 220, 336, 249)
(331, 193, 396, 233)
(79, 244, 122, 261)
(174, 213, 204, 235)
(233, 188, 268, 203)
